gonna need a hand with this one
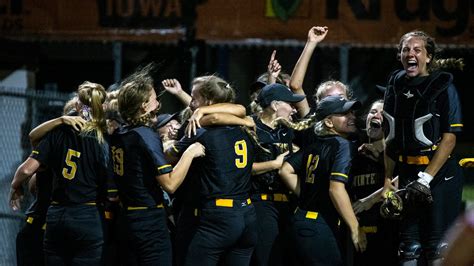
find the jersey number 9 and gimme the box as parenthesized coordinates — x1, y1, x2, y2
(234, 140, 248, 168)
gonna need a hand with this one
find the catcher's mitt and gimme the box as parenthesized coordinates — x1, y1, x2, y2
(380, 191, 404, 219)
(406, 180, 434, 205)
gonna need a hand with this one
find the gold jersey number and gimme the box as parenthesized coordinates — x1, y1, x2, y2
(305, 154, 319, 184)
(234, 140, 248, 168)
(62, 149, 81, 180)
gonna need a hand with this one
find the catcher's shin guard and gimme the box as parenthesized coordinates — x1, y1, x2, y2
(399, 241, 422, 261)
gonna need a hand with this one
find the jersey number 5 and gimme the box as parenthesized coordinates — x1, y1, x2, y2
(305, 154, 319, 184)
(62, 149, 81, 180)
(234, 140, 248, 168)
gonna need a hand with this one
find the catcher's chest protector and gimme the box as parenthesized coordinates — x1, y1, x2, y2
(384, 70, 452, 154)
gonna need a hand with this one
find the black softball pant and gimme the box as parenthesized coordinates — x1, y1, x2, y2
(398, 157, 464, 260)
(174, 205, 200, 266)
(184, 200, 258, 266)
(123, 207, 172, 266)
(16, 214, 46, 266)
(289, 208, 343, 266)
(250, 200, 292, 266)
(43, 204, 104, 266)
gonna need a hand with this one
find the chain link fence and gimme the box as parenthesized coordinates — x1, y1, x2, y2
(0, 86, 71, 265)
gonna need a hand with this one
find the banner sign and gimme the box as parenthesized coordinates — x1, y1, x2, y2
(0, 0, 472, 45)
(97, 0, 184, 28)
(0, 0, 188, 42)
(196, 0, 474, 45)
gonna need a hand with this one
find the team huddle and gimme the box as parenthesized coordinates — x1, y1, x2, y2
(9, 26, 467, 266)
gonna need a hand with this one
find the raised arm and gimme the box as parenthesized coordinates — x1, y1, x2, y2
(162, 79, 192, 107)
(267, 50, 282, 85)
(290, 26, 328, 118)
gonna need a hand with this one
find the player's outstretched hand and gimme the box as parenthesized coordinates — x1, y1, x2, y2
(308, 26, 328, 43)
(243, 116, 256, 131)
(353, 196, 377, 214)
(186, 108, 203, 138)
(162, 79, 184, 95)
(61, 116, 86, 132)
(358, 143, 381, 162)
(275, 151, 290, 166)
(267, 50, 282, 84)
(187, 142, 205, 158)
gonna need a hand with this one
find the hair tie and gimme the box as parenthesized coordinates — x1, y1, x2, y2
(81, 105, 92, 121)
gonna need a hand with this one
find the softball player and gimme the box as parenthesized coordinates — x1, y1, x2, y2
(15, 170, 52, 266)
(381, 30, 464, 265)
(350, 100, 398, 266)
(250, 83, 304, 266)
(111, 67, 203, 265)
(170, 75, 257, 266)
(15, 98, 83, 266)
(10, 81, 110, 265)
(279, 96, 366, 265)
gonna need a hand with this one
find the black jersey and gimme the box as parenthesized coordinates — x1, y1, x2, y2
(110, 125, 172, 208)
(174, 126, 255, 201)
(104, 135, 119, 199)
(170, 120, 200, 211)
(349, 152, 385, 224)
(31, 125, 109, 205)
(252, 116, 294, 193)
(286, 135, 354, 219)
(25, 168, 53, 218)
(350, 153, 384, 200)
(293, 127, 318, 150)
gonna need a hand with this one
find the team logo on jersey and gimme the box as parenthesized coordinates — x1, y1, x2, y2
(403, 90, 414, 99)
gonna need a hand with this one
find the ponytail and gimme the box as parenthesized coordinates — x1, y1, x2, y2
(78, 81, 107, 143)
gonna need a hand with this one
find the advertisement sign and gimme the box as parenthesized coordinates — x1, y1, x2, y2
(0, 0, 472, 45)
